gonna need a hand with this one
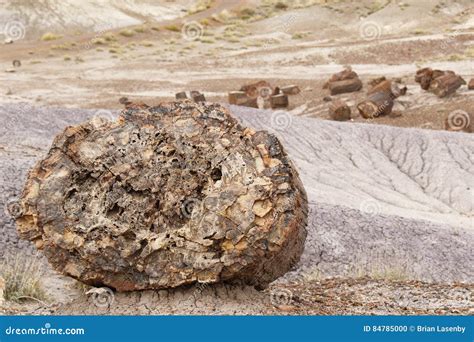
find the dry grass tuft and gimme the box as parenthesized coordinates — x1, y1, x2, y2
(40, 32, 63, 41)
(0, 253, 47, 303)
(119, 29, 135, 38)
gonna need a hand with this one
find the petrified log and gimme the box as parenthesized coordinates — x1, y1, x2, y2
(429, 74, 466, 98)
(368, 76, 386, 88)
(175, 91, 188, 100)
(368, 80, 406, 98)
(190, 90, 206, 102)
(415, 67, 433, 90)
(357, 91, 394, 119)
(323, 67, 358, 89)
(270, 94, 289, 108)
(329, 78, 363, 95)
(280, 85, 301, 95)
(15, 101, 308, 291)
(240, 81, 273, 99)
(469, 79, 474, 90)
(228, 91, 250, 105)
(329, 100, 351, 121)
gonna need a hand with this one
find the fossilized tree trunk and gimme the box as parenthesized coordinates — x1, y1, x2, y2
(15, 101, 308, 291)
(357, 91, 394, 119)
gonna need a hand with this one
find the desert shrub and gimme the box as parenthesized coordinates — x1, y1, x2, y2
(275, 2, 288, 10)
(40, 32, 63, 41)
(165, 25, 180, 32)
(119, 29, 135, 37)
(0, 253, 47, 302)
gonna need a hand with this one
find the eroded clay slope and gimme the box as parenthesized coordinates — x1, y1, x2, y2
(232, 106, 473, 230)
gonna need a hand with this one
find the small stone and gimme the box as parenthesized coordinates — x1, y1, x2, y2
(468, 78, 474, 90)
(175, 91, 188, 100)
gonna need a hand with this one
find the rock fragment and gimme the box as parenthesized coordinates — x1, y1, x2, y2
(415, 67, 465, 97)
(329, 100, 351, 121)
(323, 66, 358, 89)
(328, 78, 363, 95)
(468, 79, 474, 90)
(15, 101, 308, 291)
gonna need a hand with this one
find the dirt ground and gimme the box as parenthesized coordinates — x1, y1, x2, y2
(0, 0, 473, 315)
(0, 0, 473, 130)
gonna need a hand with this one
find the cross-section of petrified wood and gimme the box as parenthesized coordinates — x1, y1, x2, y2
(15, 101, 308, 291)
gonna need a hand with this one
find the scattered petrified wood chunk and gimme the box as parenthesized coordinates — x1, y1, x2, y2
(368, 76, 386, 88)
(15, 101, 308, 291)
(329, 78, 363, 95)
(270, 94, 289, 108)
(429, 74, 466, 98)
(175, 91, 188, 100)
(329, 100, 351, 121)
(368, 80, 406, 98)
(228, 91, 250, 105)
(280, 85, 301, 95)
(119, 97, 131, 106)
(468, 79, 474, 90)
(323, 67, 358, 89)
(240, 80, 273, 99)
(190, 90, 206, 102)
(228, 91, 258, 108)
(415, 67, 463, 96)
(357, 91, 394, 119)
